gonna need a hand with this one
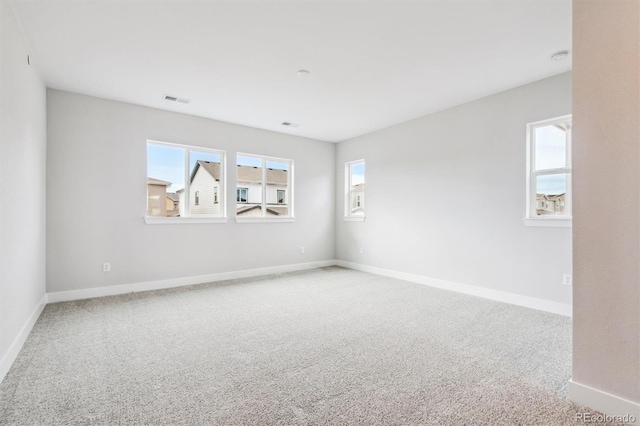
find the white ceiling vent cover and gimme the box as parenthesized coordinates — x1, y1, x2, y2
(163, 94, 190, 104)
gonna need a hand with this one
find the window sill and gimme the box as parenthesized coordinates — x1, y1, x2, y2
(144, 216, 228, 225)
(235, 216, 295, 223)
(344, 216, 366, 222)
(523, 217, 572, 228)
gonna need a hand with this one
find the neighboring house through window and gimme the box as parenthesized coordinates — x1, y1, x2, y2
(236, 153, 293, 219)
(146, 140, 225, 220)
(345, 159, 365, 219)
(525, 115, 572, 226)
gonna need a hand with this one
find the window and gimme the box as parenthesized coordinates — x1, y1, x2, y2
(236, 153, 293, 221)
(345, 160, 365, 220)
(146, 140, 226, 223)
(525, 115, 571, 226)
(237, 188, 248, 203)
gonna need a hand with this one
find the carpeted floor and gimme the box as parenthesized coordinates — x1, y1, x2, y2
(0, 267, 610, 425)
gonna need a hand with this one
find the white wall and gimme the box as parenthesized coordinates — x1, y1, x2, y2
(46, 90, 335, 293)
(0, 0, 47, 374)
(336, 72, 572, 305)
(572, 0, 639, 407)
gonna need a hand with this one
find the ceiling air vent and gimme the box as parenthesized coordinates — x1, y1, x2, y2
(163, 94, 190, 104)
(281, 122, 301, 128)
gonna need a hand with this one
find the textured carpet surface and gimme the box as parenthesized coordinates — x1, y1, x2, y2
(0, 267, 611, 425)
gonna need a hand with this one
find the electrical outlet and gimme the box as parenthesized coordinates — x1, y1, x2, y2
(359, 247, 364, 255)
(300, 246, 305, 254)
(563, 274, 572, 286)
(103, 262, 111, 273)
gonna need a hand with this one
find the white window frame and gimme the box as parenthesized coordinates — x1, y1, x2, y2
(524, 115, 572, 228)
(145, 140, 227, 224)
(277, 189, 285, 205)
(237, 187, 248, 204)
(235, 152, 294, 223)
(344, 159, 365, 222)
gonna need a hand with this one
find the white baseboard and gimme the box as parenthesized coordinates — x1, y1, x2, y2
(569, 380, 640, 422)
(0, 294, 47, 384)
(336, 260, 572, 317)
(47, 260, 338, 303)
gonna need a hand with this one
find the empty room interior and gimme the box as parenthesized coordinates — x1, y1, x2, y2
(1, 0, 639, 424)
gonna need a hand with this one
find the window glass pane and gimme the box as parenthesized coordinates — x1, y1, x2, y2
(266, 160, 289, 216)
(236, 155, 263, 216)
(535, 174, 567, 216)
(535, 124, 567, 170)
(147, 144, 184, 217)
(188, 150, 222, 216)
(349, 161, 365, 215)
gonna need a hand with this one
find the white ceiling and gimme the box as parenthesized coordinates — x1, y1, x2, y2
(12, 0, 571, 143)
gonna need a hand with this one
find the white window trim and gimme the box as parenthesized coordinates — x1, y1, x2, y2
(145, 140, 227, 223)
(344, 159, 366, 221)
(522, 218, 571, 228)
(524, 115, 572, 228)
(235, 216, 295, 223)
(236, 152, 294, 222)
(344, 216, 366, 222)
(145, 216, 228, 225)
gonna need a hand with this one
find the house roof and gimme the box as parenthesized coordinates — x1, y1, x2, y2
(546, 193, 566, 200)
(148, 177, 172, 186)
(237, 165, 287, 184)
(266, 206, 288, 216)
(236, 205, 286, 216)
(536, 193, 565, 200)
(352, 183, 365, 190)
(166, 193, 179, 202)
(190, 160, 221, 183)
(189, 161, 287, 184)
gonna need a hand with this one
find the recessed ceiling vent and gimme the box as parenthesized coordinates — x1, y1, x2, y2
(281, 122, 301, 128)
(163, 94, 190, 104)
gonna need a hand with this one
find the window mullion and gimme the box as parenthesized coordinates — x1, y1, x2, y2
(261, 158, 266, 217)
(289, 160, 293, 217)
(534, 167, 571, 176)
(347, 165, 353, 216)
(566, 122, 572, 168)
(184, 148, 190, 217)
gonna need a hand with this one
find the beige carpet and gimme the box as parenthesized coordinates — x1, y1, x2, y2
(0, 267, 610, 425)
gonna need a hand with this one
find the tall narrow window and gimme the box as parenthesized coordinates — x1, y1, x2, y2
(146, 140, 225, 221)
(525, 115, 572, 226)
(236, 153, 293, 220)
(345, 160, 365, 219)
(237, 188, 248, 203)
